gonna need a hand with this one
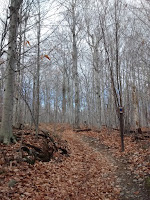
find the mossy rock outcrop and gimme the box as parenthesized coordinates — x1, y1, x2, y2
(145, 176, 150, 194)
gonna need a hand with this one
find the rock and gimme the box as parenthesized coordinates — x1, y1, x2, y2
(133, 179, 137, 183)
(138, 178, 143, 183)
(120, 191, 125, 196)
(8, 179, 17, 187)
(103, 173, 109, 178)
(145, 177, 150, 192)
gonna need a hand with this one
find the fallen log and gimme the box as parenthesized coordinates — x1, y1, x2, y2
(73, 128, 92, 132)
(92, 129, 101, 133)
(21, 142, 54, 163)
(40, 129, 50, 135)
(134, 134, 150, 140)
(112, 128, 120, 131)
(58, 147, 68, 155)
(13, 123, 24, 130)
(142, 131, 150, 134)
(144, 135, 150, 138)
(134, 136, 145, 141)
(20, 131, 69, 164)
(23, 143, 42, 153)
(15, 127, 69, 164)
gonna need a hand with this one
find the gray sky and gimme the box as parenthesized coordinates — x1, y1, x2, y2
(0, 0, 9, 25)
(0, 0, 9, 12)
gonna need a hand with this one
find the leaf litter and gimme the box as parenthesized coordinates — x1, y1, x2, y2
(0, 124, 149, 199)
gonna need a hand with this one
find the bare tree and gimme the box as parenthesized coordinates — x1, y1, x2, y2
(0, 0, 23, 144)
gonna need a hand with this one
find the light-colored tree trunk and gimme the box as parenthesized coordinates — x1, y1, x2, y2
(0, 0, 23, 144)
(85, 16, 102, 128)
(54, 75, 59, 124)
(93, 47, 101, 128)
(22, 6, 28, 125)
(62, 64, 66, 123)
(0, 63, 5, 122)
(35, 2, 41, 135)
(14, 5, 23, 126)
(132, 85, 139, 130)
(31, 73, 36, 126)
(72, 3, 80, 128)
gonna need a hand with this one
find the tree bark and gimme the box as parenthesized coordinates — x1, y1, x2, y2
(132, 85, 139, 130)
(0, 0, 23, 144)
(72, 3, 80, 128)
(35, 1, 41, 135)
(62, 65, 66, 123)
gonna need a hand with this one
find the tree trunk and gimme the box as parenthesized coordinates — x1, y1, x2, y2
(14, 6, 23, 126)
(94, 47, 101, 129)
(35, 2, 41, 135)
(132, 85, 139, 130)
(0, 0, 23, 144)
(72, 3, 80, 128)
(62, 65, 66, 123)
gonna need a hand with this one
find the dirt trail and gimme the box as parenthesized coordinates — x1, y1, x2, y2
(40, 124, 149, 200)
(43, 125, 120, 199)
(61, 130, 120, 199)
(80, 134, 149, 200)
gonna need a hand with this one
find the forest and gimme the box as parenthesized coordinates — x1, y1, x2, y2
(0, 0, 149, 199)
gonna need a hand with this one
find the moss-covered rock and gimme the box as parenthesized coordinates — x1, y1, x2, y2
(8, 179, 17, 187)
(145, 176, 150, 193)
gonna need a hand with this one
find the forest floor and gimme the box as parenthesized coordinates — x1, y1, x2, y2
(0, 124, 150, 200)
